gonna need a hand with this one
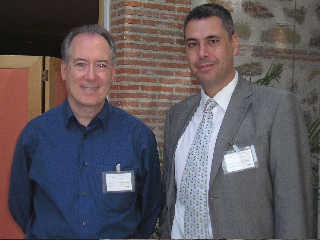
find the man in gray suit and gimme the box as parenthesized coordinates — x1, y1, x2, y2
(158, 3, 313, 239)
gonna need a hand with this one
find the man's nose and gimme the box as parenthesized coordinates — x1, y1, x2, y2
(198, 44, 209, 59)
(85, 65, 96, 80)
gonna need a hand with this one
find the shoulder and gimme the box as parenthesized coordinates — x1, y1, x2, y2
(168, 93, 200, 116)
(27, 104, 64, 129)
(238, 76, 298, 105)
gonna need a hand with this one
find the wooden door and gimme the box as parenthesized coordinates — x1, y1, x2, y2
(44, 57, 67, 112)
(0, 55, 43, 238)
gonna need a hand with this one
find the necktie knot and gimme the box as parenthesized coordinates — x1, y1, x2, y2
(204, 98, 217, 113)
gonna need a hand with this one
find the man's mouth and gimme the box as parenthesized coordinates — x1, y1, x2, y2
(82, 86, 99, 90)
(195, 60, 216, 71)
(198, 63, 214, 71)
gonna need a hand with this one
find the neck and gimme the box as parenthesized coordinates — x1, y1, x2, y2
(202, 70, 236, 98)
(69, 100, 105, 127)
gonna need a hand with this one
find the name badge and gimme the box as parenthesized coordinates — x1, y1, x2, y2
(102, 164, 135, 193)
(222, 143, 258, 174)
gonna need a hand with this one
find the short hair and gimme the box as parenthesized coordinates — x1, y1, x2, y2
(184, 3, 235, 40)
(61, 24, 116, 65)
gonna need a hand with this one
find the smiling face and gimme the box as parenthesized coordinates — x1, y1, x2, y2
(185, 16, 239, 97)
(61, 33, 115, 114)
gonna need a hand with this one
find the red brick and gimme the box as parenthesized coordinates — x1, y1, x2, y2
(141, 86, 174, 92)
(116, 68, 140, 75)
(142, 36, 175, 44)
(141, 69, 175, 76)
(122, 59, 158, 67)
(125, 1, 142, 7)
(117, 51, 141, 58)
(159, 78, 190, 85)
(117, 42, 159, 51)
(142, 52, 175, 60)
(126, 26, 158, 35)
(159, 13, 185, 21)
(143, 3, 176, 11)
(177, 6, 192, 13)
(158, 94, 190, 101)
(176, 71, 191, 77)
(125, 18, 141, 25)
(159, 45, 185, 53)
(142, 20, 175, 28)
(140, 118, 166, 124)
(159, 62, 188, 69)
(109, 92, 158, 99)
(111, 85, 140, 91)
(125, 8, 160, 18)
(141, 101, 175, 108)
(125, 109, 157, 115)
(109, 101, 140, 107)
(175, 87, 200, 93)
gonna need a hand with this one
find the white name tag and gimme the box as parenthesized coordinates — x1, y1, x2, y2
(102, 170, 135, 193)
(222, 145, 258, 174)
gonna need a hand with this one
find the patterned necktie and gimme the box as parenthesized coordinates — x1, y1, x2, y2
(179, 98, 217, 239)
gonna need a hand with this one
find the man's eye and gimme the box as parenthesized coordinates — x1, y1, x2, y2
(75, 63, 86, 68)
(209, 39, 217, 44)
(187, 42, 198, 48)
(98, 64, 107, 68)
(96, 63, 108, 71)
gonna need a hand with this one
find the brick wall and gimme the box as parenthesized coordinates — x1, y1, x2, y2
(109, 0, 194, 146)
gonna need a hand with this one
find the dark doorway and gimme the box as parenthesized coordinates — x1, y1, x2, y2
(0, 0, 99, 58)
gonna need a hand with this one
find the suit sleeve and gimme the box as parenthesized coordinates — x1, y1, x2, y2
(158, 111, 172, 238)
(8, 126, 36, 233)
(269, 92, 313, 238)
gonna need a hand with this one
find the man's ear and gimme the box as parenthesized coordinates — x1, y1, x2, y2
(232, 33, 239, 56)
(61, 62, 67, 81)
(111, 65, 116, 84)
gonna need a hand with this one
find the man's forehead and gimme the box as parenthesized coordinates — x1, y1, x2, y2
(185, 17, 224, 39)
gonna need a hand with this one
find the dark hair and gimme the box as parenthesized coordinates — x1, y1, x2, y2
(184, 3, 234, 40)
(61, 24, 116, 65)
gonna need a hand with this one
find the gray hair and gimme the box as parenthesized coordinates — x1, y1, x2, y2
(184, 4, 235, 40)
(61, 24, 116, 65)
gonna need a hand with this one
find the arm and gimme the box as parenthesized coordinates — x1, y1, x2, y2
(8, 126, 36, 233)
(270, 92, 313, 238)
(137, 128, 161, 239)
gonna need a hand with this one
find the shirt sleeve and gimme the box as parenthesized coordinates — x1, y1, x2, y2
(136, 128, 161, 238)
(8, 125, 37, 233)
(269, 92, 313, 238)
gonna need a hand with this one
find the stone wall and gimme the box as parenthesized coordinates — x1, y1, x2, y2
(206, 0, 320, 124)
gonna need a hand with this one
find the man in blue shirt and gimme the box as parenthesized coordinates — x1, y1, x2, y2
(9, 24, 161, 239)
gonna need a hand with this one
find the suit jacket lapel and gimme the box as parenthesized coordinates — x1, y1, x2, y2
(170, 94, 201, 160)
(209, 76, 253, 187)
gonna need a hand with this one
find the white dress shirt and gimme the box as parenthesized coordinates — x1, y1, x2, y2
(171, 72, 238, 239)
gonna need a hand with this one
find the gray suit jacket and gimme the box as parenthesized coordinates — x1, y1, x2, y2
(158, 76, 313, 239)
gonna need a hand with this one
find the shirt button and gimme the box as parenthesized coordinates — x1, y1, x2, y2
(82, 192, 86, 196)
(84, 135, 87, 139)
(83, 221, 87, 226)
(83, 162, 88, 167)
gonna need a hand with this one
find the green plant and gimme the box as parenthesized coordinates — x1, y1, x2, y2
(308, 118, 320, 182)
(250, 61, 283, 86)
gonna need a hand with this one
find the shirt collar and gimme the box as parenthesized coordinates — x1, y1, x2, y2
(62, 98, 110, 131)
(200, 71, 238, 112)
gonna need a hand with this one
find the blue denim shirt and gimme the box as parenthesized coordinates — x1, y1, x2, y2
(9, 99, 161, 239)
